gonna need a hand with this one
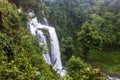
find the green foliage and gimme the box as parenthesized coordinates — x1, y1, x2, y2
(49, 0, 120, 54)
(66, 56, 105, 80)
(19, 0, 50, 22)
(77, 22, 102, 58)
(0, 0, 22, 37)
(0, 56, 38, 80)
(0, 33, 14, 61)
(19, 0, 39, 11)
(61, 37, 75, 63)
(19, 11, 28, 28)
(48, 0, 120, 77)
(0, 32, 42, 79)
(1, 0, 120, 79)
(0, 1, 61, 80)
(88, 49, 120, 76)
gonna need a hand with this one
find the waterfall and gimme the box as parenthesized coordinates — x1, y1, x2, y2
(36, 30, 51, 64)
(28, 12, 66, 76)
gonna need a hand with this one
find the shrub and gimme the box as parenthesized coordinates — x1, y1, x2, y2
(66, 56, 106, 80)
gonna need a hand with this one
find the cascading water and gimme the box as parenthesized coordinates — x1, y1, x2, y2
(28, 12, 66, 76)
(36, 30, 51, 64)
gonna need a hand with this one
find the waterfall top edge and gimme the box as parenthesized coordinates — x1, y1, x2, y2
(30, 17, 55, 31)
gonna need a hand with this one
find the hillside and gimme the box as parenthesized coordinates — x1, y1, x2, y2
(0, 0, 120, 80)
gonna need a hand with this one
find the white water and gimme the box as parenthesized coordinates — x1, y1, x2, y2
(29, 13, 66, 76)
(36, 30, 51, 64)
(106, 75, 120, 80)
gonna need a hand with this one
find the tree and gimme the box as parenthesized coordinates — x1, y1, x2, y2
(66, 56, 104, 80)
(77, 22, 102, 59)
(0, 1, 61, 79)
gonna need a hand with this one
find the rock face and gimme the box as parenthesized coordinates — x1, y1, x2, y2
(105, 76, 120, 80)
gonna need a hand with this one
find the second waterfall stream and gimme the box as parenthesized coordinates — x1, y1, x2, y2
(28, 12, 66, 77)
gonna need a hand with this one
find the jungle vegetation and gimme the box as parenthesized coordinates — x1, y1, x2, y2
(0, 0, 120, 79)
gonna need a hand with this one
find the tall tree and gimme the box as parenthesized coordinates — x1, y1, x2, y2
(77, 22, 102, 59)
